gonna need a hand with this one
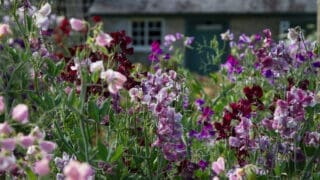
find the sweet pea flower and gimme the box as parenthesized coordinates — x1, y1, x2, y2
(39, 141, 56, 153)
(33, 158, 50, 176)
(220, 29, 234, 41)
(89, 60, 104, 73)
(19, 135, 35, 149)
(11, 104, 29, 124)
(63, 160, 93, 180)
(34, 3, 51, 30)
(287, 28, 299, 42)
(38, 3, 51, 17)
(70, 18, 85, 31)
(212, 157, 225, 175)
(1, 138, 16, 151)
(0, 96, 5, 114)
(0, 122, 12, 135)
(100, 69, 127, 94)
(95, 32, 113, 47)
(0, 154, 16, 171)
(0, 24, 12, 38)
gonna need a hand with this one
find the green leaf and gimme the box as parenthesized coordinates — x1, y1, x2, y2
(91, 71, 100, 83)
(110, 145, 124, 163)
(97, 140, 108, 160)
(26, 168, 37, 180)
(88, 98, 99, 121)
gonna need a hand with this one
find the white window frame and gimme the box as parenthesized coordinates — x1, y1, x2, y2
(128, 18, 165, 52)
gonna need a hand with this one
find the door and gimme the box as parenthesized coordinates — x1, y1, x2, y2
(185, 18, 228, 75)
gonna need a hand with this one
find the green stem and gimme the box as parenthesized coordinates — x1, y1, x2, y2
(79, 71, 90, 162)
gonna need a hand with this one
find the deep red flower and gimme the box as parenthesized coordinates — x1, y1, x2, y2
(92, 16, 102, 23)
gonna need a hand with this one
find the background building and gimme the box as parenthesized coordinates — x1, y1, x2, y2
(85, 0, 317, 74)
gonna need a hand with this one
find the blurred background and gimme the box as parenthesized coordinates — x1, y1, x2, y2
(38, 0, 319, 74)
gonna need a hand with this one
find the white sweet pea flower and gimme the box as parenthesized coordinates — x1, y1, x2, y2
(33, 3, 51, 30)
(90, 60, 104, 73)
(38, 3, 51, 17)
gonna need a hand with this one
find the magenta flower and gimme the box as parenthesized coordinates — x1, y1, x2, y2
(70, 18, 85, 31)
(33, 158, 50, 176)
(11, 104, 29, 124)
(212, 157, 225, 175)
(0, 24, 11, 38)
(63, 160, 93, 180)
(221, 55, 243, 81)
(95, 32, 113, 47)
(100, 69, 127, 94)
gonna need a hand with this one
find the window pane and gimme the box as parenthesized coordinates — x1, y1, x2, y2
(132, 22, 138, 28)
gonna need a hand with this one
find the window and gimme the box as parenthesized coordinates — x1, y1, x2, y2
(130, 19, 163, 49)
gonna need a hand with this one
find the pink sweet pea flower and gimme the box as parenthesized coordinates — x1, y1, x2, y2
(64, 160, 93, 180)
(100, 69, 127, 94)
(0, 24, 12, 38)
(0, 96, 5, 114)
(11, 104, 29, 124)
(33, 158, 50, 176)
(0, 122, 12, 135)
(95, 32, 113, 47)
(70, 18, 85, 31)
(212, 157, 225, 175)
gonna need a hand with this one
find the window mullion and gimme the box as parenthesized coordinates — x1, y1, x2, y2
(145, 20, 148, 47)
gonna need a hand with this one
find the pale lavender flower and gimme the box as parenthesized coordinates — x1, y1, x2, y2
(220, 29, 234, 41)
(0, 122, 12, 135)
(39, 141, 56, 153)
(19, 135, 35, 149)
(0, 153, 16, 171)
(184, 36, 194, 46)
(1, 138, 16, 151)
